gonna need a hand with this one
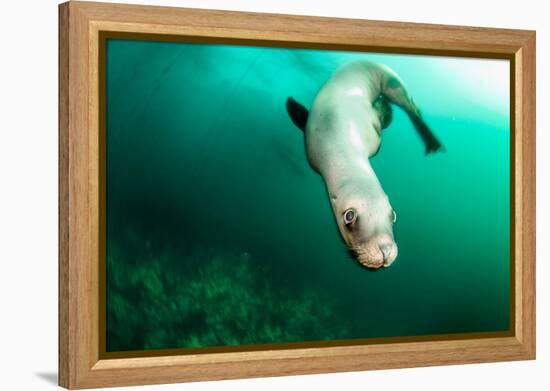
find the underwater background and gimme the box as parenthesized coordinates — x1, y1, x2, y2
(105, 39, 510, 352)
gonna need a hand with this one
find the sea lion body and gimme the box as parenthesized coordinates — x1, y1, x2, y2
(306, 61, 389, 172)
(286, 60, 442, 268)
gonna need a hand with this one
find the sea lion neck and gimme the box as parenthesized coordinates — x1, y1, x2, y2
(321, 156, 384, 203)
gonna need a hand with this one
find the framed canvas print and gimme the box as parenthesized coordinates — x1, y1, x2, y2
(58, 1, 536, 389)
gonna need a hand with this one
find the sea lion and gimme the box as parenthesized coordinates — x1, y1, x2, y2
(286, 60, 442, 269)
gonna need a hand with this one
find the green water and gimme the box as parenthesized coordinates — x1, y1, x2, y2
(105, 39, 511, 352)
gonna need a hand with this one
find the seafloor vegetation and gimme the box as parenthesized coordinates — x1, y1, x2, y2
(107, 241, 349, 351)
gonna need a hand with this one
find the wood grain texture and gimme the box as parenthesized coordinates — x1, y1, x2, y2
(518, 34, 536, 356)
(58, 1, 536, 388)
(58, 3, 70, 387)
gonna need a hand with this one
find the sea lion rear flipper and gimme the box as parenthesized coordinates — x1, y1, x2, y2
(286, 97, 309, 132)
(373, 95, 393, 130)
(407, 111, 444, 154)
(378, 66, 444, 154)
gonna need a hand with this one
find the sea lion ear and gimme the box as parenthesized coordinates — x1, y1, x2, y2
(286, 97, 309, 132)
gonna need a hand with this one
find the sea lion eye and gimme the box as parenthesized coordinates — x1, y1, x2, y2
(343, 208, 357, 225)
(392, 210, 397, 223)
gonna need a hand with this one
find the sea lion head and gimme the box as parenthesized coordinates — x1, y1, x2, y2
(331, 181, 398, 269)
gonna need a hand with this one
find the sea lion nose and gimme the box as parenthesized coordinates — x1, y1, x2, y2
(379, 243, 392, 261)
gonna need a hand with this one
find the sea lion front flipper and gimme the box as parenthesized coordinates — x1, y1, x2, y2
(286, 97, 309, 132)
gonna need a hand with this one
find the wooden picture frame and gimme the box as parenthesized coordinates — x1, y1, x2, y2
(59, 1, 536, 389)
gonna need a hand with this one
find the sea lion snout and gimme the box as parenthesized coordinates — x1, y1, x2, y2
(335, 192, 398, 269)
(379, 243, 394, 263)
(352, 235, 398, 269)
